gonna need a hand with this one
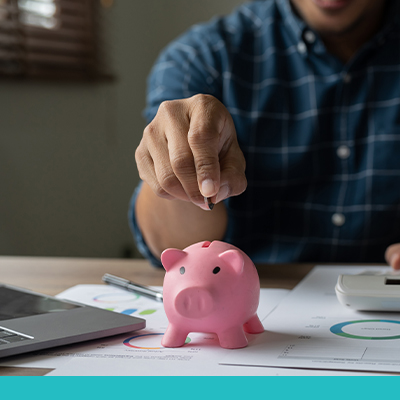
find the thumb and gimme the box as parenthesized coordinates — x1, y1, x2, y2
(385, 243, 400, 270)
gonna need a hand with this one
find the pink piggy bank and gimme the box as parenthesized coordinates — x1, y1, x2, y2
(160, 240, 264, 349)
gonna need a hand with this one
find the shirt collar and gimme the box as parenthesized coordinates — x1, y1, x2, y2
(371, 0, 400, 43)
(276, 0, 305, 43)
(276, 0, 322, 56)
(276, 0, 400, 56)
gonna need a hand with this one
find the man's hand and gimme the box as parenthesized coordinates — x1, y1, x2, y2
(385, 243, 400, 270)
(135, 94, 246, 210)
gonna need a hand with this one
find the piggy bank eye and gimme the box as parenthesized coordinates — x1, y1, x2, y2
(180, 267, 185, 275)
(213, 266, 220, 274)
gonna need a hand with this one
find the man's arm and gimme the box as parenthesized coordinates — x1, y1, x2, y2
(135, 182, 228, 259)
(134, 94, 246, 260)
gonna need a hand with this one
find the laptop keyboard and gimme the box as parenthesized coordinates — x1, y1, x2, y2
(0, 328, 32, 345)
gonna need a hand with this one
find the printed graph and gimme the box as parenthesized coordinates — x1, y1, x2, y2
(277, 320, 400, 363)
(123, 333, 191, 349)
(93, 292, 140, 303)
(330, 319, 400, 340)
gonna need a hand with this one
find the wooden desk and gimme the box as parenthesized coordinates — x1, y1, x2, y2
(0, 256, 315, 376)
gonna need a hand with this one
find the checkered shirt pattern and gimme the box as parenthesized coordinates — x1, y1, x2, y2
(130, 0, 400, 267)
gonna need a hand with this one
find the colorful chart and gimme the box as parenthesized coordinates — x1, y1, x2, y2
(121, 308, 137, 315)
(118, 308, 157, 316)
(93, 292, 140, 303)
(139, 309, 157, 316)
(123, 333, 191, 349)
(330, 319, 400, 340)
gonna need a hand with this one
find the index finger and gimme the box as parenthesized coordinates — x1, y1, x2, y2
(187, 95, 231, 199)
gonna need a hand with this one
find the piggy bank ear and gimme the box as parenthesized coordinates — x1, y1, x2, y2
(161, 248, 187, 272)
(219, 249, 244, 275)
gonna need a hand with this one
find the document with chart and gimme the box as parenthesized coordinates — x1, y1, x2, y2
(221, 266, 400, 373)
(0, 284, 290, 374)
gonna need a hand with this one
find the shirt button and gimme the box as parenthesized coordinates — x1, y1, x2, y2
(343, 73, 352, 83)
(304, 30, 316, 43)
(297, 42, 307, 54)
(337, 145, 350, 159)
(332, 213, 346, 227)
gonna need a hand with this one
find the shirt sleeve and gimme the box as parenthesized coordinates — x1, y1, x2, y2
(143, 19, 227, 122)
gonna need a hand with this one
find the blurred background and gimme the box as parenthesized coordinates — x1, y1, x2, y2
(0, 0, 243, 259)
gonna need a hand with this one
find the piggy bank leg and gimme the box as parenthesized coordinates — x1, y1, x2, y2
(161, 324, 189, 348)
(243, 314, 264, 334)
(217, 326, 248, 349)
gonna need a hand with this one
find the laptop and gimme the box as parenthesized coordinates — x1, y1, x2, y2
(0, 283, 146, 359)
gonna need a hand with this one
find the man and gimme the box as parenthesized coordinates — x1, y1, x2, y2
(130, 0, 400, 269)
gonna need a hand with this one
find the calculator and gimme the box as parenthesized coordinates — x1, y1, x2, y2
(335, 273, 400, 312)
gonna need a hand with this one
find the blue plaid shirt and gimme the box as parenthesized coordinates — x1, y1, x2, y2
(130, 0, 400, 267)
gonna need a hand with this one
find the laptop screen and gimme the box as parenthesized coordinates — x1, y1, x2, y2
(0, 286, 80, 321)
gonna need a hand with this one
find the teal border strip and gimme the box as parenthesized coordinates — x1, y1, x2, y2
(1, 376, 396, 400)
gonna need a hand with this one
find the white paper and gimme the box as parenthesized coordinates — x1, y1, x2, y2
(0, 285, 289, 373)
(222, 266, 400, 373)
(46, 356, 381, 376)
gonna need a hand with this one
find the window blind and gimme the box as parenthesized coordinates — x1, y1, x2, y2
(0, 0, 111, 80)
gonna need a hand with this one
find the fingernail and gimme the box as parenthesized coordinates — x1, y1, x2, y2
(216, 185, 230, 203)
(198, 202, 211, 211)
(201, 179, 215, 197)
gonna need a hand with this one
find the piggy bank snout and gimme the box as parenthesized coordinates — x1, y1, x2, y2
(174, 287, 214, 318)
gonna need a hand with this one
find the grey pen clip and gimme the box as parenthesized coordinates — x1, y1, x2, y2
(102, 273, 163, 302)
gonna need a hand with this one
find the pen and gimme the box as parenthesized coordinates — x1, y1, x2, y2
(102, 273, 163, 302)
